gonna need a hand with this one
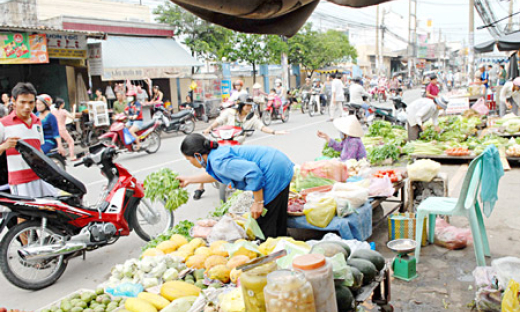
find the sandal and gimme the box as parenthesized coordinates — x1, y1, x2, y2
(193, 189, 205, 200)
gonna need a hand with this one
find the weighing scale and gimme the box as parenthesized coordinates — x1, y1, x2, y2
(387, 239, 418, 281)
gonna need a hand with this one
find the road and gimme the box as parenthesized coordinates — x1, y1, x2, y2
(0, 90, 422, 310)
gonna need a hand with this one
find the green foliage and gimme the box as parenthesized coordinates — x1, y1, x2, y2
(322, 139, 341, 158)
(144, 168, 189, 211)
(141, 220, 194, 252)
(366, 145, 401, 165)
(207, 190, 243, 218)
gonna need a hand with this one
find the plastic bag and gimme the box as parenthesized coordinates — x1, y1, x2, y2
(207, 215, 246, 243)
(259, 237, 310, 256)
(475, 286, 502, 312)
(303, 196, 336, 228)
(123, 127, 136, 145)
(305, 233, 371, 254)
(473, 266, 498, 288)
(492, 257, 520, 289)
(434, 218, 472, 250)
(332, 183, 369, 217)
(473, 97, 490, 115)
(225, 240, 261, 258)
(330, 253, 354, 283)
(502, 279, 520, 312)
(407, 159, 441, 182)
(369, 176, 395, 197)
(300, 159, 348, 182)
(105, 283, 143, 297)
(273, 240, 310, 269)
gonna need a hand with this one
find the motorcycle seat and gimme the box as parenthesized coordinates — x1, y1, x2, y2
(140, 120, 157, 131)
(377, 107, 393, 113)
(348, 103, 363, 109)
(170, 110, 192, 119)
(0, 191, 35, 201)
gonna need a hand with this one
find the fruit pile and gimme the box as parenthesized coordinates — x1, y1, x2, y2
(40, 289, 125, 312)
(445, 147, 470, 156)
(373, 169, 402, 183)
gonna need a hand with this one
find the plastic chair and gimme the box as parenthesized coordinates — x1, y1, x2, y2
(414, 151, 494, 266)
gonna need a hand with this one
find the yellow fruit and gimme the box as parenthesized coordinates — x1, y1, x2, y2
(230, 268, 242, 284)
(194, 246, 212, 257)
(226, 255, 250, 270)
(156, 241, 178, 254)
(160, 281, 201, 301)
(170, 251, 190, 262)
(207, 264, 231, 284)
(186, 254, 208, 269)
(188, 238, 206, 249)
(137, 292, 170, 310)
(233, 247, 258, 260)
(170, 234, 188, 247)
(141, 248, 165, 258)
(204, 255, 228, 271)
(209, 240, 229, 257)
(177, 244, 196, 256)
(125, 298, 157, 312)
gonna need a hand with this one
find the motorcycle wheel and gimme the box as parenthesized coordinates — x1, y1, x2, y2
(282, 107, 290, 122)
(48, 154, 66, 171)
(0, 220, 68, 290)
(262, 111, 272, 126)
(182, 118, 195, 134)
(132, 199, 174, 241)
(145, 131, 161, 154)
(301, 101, 307, 114)
(309, 102, 317, 117)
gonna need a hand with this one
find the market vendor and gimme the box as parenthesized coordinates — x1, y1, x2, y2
(317, 115, 366, 161)
(499, 77, 520, 117)
(177, 134, 294, 238)
(406, 97, 448, 141)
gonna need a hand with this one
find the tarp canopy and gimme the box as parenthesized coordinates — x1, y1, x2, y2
(169, 0, 392, 36)
(474, 40, 496, 53)
(497, 31, 520, 52)
(91, 35, 202, 80)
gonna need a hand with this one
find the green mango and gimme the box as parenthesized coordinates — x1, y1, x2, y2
(75, 301, 87, 309)
(95, 287, 105, 295)
(70, 307, 83, 312)
(61, 301, 72, 312)
(194, 269, 205, 281)
(194, 280, 205, 289)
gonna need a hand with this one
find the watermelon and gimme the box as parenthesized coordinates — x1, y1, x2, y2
(347, 258, 378, 285)
(350, 249, 386, 271)
(335, 283, 355, 312)
(348, 266, 364, 291)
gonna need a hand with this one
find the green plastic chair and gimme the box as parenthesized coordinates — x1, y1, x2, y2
(414, 149, 496, 266)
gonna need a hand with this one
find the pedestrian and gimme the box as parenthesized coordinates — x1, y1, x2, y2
(488, 65, 497, 87)
(317, 115, 366, 161)
(0, 82, 56, 197)
(113, 92, 127, 114)
(36, 94, 66, 156)
(1, 93, 13, 115)
(406, 97, 448, 141)
(330, 72, 345, 121)
(177, 133, 294, 238)
(499, 77, 520, 117)
(425, 74, 440, 100)
(54, 98, 77, 160)
(322, 74, 333, 106)
(151, 85, 163, 102)
(478, 64, 489, 89)
(446, 71, 454, 88)
(498, 64, 507, 86)
(95, 88, 107, 103)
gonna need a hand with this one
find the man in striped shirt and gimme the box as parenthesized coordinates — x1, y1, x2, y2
(0, 82, 55, 197)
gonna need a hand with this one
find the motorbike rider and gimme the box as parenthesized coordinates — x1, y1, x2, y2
(124, 90, 143, 150)
(312, 78, 327, 108)
(349, 76, 372, 122)
(274, 79, 287, 120)
(35, 94, 66, 156)
(299, 78, 313, 106)
(229, 79, 247, 102)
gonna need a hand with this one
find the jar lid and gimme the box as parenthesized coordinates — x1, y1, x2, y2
(292, 254, 326, 270)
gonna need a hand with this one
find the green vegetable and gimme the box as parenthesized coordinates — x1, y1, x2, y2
(207, 190, 244, 218)
(141, 220, 194, 252)
(322, 140, 341, 158)
(144, 168, 189, 211)
(366, 144, 401, 165)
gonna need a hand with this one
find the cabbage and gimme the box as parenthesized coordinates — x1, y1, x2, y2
(504, 119, 520, 134)
(150, 262, 167, 278)
(163, 268, 179, 282)
(142, 277, 159, 289)
(139, 257, 155, 273)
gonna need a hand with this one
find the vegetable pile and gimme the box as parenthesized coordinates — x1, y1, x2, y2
(445, 147, 470, 156)
(373, 169, 402, 183)
(366, 144, 401, 165)
(142, 220, 194, 252)
(144, 169, 189, 211)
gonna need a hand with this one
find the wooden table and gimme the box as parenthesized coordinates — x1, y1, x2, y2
(370, 180, 406, 226)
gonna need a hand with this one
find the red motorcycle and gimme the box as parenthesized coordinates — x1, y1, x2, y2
(0, 141, 173, 290)
(261, 95, 290, 126)
(210, 125, 253, 201)
(99, 114, 161, 154)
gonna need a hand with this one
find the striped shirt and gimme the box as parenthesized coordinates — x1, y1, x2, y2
(0, 112, 44, 185)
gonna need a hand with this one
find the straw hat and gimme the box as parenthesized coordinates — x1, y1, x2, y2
(333, 116, 364, 138)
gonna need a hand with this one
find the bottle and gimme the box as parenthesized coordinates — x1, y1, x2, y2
(264, 270, 316, 312)
(292, 254, 337, 312)
(240, 262, 278, 312)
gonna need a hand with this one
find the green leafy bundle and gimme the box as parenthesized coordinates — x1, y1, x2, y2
(292, 173, 335, 192)
(207, 190, 244, 218)
(141, 220, 194, 252)
(144, 168, 189, 211)
(322, 140, 341, 158)
(366, 144, 401, 165)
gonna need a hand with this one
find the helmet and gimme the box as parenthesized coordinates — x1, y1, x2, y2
(234, 79, 244, 87)
(305, 77, 311, 81)
(37, 94, 52, 108)
(237, 94, 254, 106)
(313, 78, 320, 82)
(435, 96, 448, 109)
(252, 83, 262, 89)
(513, 77, 520, 87)
(153, 85, 160, 90)
(353, 75, 363, 82)
(275, 78, 282, 86)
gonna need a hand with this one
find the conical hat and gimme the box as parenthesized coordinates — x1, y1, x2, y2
(333, 116, 364, 138)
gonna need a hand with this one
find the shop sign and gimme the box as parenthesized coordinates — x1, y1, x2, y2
(47, 33, 87, 59)
(59, 58, 86, 67)
(0, 33, 30, 61)
(101, 66, 191, 81)
(221, 79, 231, 101)
(0, 34, 49, 64)
(88, 43, 103, 76)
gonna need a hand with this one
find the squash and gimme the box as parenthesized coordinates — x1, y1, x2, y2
(186, 254, 208, 269)
(227, 255, 250, 269)
(335, 283, 355, 312)
(207, 264, 231, 283)
(156, 241, 178, 254)
(125, 298, 157, 312)
(142, 248, 165, 258)
(137, 292, 170, 310)
(161, 296, 198, 312)
(204, 255, 228, 271)
(170, 234, 188, 247)
(310, 241, 349, 260)
(160, 281, 201, 301)
(209, 240, 229, 257)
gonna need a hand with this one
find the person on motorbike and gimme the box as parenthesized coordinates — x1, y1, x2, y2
(317, 115, 366, 161)
(323, 74, 333, 106)
(229, 79, 247, 102)
(198, 94, 287, 200)
(274, 79, 287, 120)
(36, 95, 66, 156)
(311, 78, 327, 108)
(349, 76, 372, 122)
(124, 90, 143, 150)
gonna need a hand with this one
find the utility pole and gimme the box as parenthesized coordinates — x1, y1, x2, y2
(508, 0, 513, 32)
(381, 8, 386, 76)
(376, 5, 380, 76)
(438, 29, 442, 72)
(469, 0, 475, 83)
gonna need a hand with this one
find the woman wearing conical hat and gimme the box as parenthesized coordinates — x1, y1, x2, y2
(317, 115, 366, 161)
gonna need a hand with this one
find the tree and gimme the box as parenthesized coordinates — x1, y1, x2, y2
(228, 33, 270, 83)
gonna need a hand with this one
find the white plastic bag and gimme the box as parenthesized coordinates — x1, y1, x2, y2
(331, 183, 369, 217)
(491, 256, 520, 289)
(369, 176, 395, 197)
(207, 215, 246, 243)
(407, 159, 441, 182)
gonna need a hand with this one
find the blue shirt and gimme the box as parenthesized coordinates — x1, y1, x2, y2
(37, 112, 60, 142)
(206, 145, 294, 205)
(481, 71, 489, 88)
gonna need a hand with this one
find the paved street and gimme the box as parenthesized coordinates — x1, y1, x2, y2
(3, 89, 519, 311)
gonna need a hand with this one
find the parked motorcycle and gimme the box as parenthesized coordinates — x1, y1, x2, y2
(368, 96, 408, 126)
(99, 114, 161, 154)
(210, 125, 254, 202)
(262, 95, 290, 126)
(47, 147, 67, 171)
(180, 100, 209, 123)
(153, 107, 195, 135)
(0, 141, 173, 290)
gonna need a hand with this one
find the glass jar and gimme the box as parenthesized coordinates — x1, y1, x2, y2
(240, 262, 278, 312)
(264, 270, 316, 312)
(292, 254, 337, 312)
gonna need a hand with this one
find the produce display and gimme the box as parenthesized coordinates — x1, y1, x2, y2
(445, 147, 470, 156)
(39, 289, 126, 312)
(506, 144, 520, 157)
(373, 169, 403, 183)
(366, 144, 401, 165)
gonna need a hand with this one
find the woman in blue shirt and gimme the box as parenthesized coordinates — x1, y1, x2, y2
(178, 134, 294, 238)
(36, 95, 65, 155)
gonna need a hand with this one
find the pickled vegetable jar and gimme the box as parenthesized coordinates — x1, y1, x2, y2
(293, 254, 337, 312)
(240, 262, 278, 312)
(264, 270, 316, 312)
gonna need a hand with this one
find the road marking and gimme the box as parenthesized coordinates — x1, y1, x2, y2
(86, 118, 327, 187)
